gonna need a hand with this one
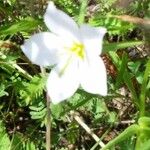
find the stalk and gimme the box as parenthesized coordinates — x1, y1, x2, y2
(78, 0, 88, 25)
(40, 66, 51, 150)
(46, 95, 51, 150)
(139, 59, 150, 117)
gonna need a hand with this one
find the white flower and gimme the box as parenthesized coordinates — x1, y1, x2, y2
(21, 2, 107, 104)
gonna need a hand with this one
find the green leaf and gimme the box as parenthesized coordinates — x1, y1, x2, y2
(123, 69, 139, 108)
(29, 102, 46, 120)
(89, 16, 135, 35)
(92, 98, 106, 120)
(108, 51, 121, 68)
(128, 61, 141, 74)
(10, 133, 23, 150)
(10, 133, 36, 150)
(0, 121, 11, 150)
(0, 84, 8, 97)
(0, 17, 41, 35)
(142, 139, 150, 150)
(139, 59, 150, 117)
(20, 75, 46, 106)
(118, 137, 135, 150)
(51, 103, 64, 119)
(128, 61, 144, 84)
(66, 122, 79, 144)
(115, 52, 128, 88)
(26, 141, 36, 150)
(103, 41, 143, 53)
(101, 125, 139, 150)
(108, 112, 117, 123)
(7, 0, 16, 5)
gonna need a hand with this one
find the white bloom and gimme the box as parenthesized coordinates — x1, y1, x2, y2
(21, 2, 107, 104)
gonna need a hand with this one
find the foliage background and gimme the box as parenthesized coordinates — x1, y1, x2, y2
(0, 0, 150, 149)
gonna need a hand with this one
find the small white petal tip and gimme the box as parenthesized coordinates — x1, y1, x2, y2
(47, 1, 56, 9)
(100, 27, 107, 34)
(20, 45, 26, 53)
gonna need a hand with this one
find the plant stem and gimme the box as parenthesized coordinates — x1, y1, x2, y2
(12, 63, 32, 80)
(101, 125, 139, 150)
(78, 0, 88, 25)
(139, 59, 150, 117)
(40, 66, 51, 150)
(46, 94, 51, 150)
(70, 111, 105, 148)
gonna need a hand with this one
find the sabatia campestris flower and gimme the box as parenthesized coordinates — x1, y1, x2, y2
(21, 2, 107, 104)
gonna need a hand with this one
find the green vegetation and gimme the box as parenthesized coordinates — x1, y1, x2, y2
(0, 0, 150, 149)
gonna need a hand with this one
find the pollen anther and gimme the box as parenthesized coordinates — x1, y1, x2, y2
(70, 42, 85, 59)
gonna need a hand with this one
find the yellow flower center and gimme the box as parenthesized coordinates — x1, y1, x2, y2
(70, 42, 85, 59)
(59, 42, 85, 76)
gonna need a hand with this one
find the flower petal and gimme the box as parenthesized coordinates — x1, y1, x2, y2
(44, 2, 80, 41)
(21, 32, 65, 67)
(80, 24, 106, 58)
(47, 58, 80, 104)
(80, 57, 107, 96)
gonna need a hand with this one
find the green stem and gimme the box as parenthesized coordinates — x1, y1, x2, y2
(91, 126, 112, 150)
(138, 117, 150, 126)
(139, 59, 150, 117)
(1, 59, 32, 80)
(78, 0, 88, 25)
(135, 117, 150, 150)
(100, 125, 139, 150)
(12, 63, 32, 80)
(123, 68, 139, 109)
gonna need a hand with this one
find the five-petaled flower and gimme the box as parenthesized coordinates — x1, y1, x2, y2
(21, 2, 107, 104)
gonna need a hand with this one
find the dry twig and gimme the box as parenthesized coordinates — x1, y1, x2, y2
(70, 111, 105, 148)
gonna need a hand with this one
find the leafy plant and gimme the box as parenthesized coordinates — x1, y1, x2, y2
(0, 0, 150, 149)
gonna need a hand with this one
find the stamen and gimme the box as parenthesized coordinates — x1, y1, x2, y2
(70, 43, 85, 59)
(59, 42, 85, 76)
(59, 56, 72, 76)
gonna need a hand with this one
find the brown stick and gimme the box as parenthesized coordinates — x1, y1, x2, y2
(114, 15, 150, 26)
(40, 67, 51, 150)
(70, 111, 105, 148)
(46, 95, 51, 150)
